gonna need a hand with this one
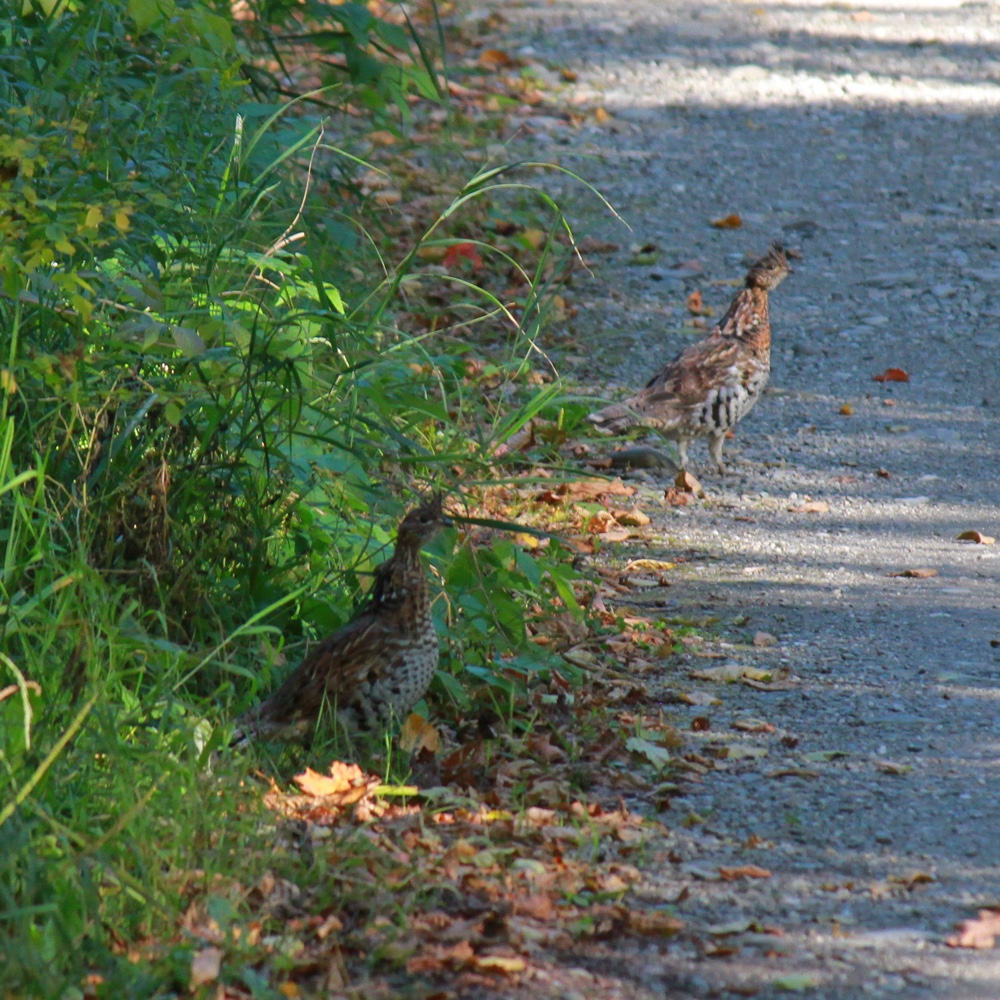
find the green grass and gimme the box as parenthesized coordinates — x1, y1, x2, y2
(0, 1, 626, 995)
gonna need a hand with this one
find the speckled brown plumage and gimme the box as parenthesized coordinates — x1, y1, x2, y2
(589, 243, 791, 472)
(231, 498, 450, 746)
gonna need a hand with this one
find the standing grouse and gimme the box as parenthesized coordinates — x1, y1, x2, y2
(588, 242, 791, 472)
(231, 497, 451, 747)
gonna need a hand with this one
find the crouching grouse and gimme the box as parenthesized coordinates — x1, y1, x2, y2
(231, 497, 451, 747)
(588, 242, 791, 472)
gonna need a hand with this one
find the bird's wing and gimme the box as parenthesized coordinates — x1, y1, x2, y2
(243, 611, 391, 728)
(636, 336, 746, 414)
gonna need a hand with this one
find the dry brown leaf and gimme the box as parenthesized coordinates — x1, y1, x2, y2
(663, 487, 691, 506)
(719, 865, 772, 881)
(675, 470, 704, 496)
(614, 506, 651, 527)
(685, 289, 714, 316)
(875, 759, 911, 775)
(839, 403, 855, 416)
(627, 910, 684, 936)
(189, 947, 222, 989)
(957, 530, 995, 545)
(478, 48, 518, 70)
(732, 718, 776, 733)
(788, 500, 829, 514)
(537, 478, 635, 504)
(561, 67, 579, 82)
(399, 714, 441, 755)
(947, 910, 1000, 949)
(887, 568, 937, 579)
(594, 107, 612, 124)
(578, 236, 619, 254)
(710, 213, 743, 229)
(294, 762, 376, 804)
(406, 939, 475, 974)
(876, 467, 892, 478)
(528, 732, 566, 764)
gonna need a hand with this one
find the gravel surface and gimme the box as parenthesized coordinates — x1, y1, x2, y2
(488, 0, 1000, 996)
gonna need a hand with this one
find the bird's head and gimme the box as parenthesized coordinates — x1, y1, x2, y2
(395, 494, 452, 548)
(745, 242, 791, 290)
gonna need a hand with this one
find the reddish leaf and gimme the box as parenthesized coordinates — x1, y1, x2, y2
(710, 214, 743, 229)
(873, 368, 909, 383)
(442, 242, 483, 271)
(887, 568, 937, 578)
(719, 865, 772, 881)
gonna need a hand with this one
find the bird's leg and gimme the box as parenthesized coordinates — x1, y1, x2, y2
(708, 432, 726, 475)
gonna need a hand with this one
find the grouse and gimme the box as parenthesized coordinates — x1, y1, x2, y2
(588, 242, 791, 473)
(231, 497, 451, 747)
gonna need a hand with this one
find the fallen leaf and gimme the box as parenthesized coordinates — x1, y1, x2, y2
(947, 909, 1000, 949)
(710, 213, 743, 229)
(624, 558, 675, 573)
(685, 290, 714, 316)
(732, 718, 775, 733)
(478, 48, 518, 70)
(873, 367, 909, 383)
(442, 242, 483, 271)
(278, 984, 300, 999)
(294, 762, 377, 805)
(663, 487, 691, 506)
(768, 767, 820, 779)
(561, 67, 579, 82)
(957, 530, 995, 545)
(719, 865, 772, 881)
(788, 500, 829, 514)
(614, 506, 651, 527)
(875, 759, 911, 775)
(528, 732, 566, 764)
(722, 745, 768, 760)
(839, 403, 854, 416)
(475, 955, 527, 974)
(594, 107, 612, 124)
(406, 939, 475, 974)
(887, 568, 937, 579)
(399, 714, 441, 755)
(876, 467, 892, 478)
(626, 736, 671, 770)
(675, 470, 704, 496)
(189, 947, 222, 989)
(578, 235, 619, 254)
(772, 973, 821, 991)
(627, 910, 684, 936)
(889, 871, 935, 889)
(537, 478, 635, 504)
(679, 690, 721, 707)
(690, 663, 748, 682)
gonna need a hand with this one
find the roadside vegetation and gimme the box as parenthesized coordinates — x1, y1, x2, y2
(0, 2, 708, 996)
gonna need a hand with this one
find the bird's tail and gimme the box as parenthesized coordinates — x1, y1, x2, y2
(587, 398, 645, 434)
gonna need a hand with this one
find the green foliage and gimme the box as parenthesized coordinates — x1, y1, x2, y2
(0, 1, 591, 994)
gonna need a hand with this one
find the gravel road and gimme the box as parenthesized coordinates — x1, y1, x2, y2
(488, 0, 1000, 996)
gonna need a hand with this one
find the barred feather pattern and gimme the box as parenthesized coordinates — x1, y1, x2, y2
(588, 242, 790, 472)
(230, 499, 448, 747)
